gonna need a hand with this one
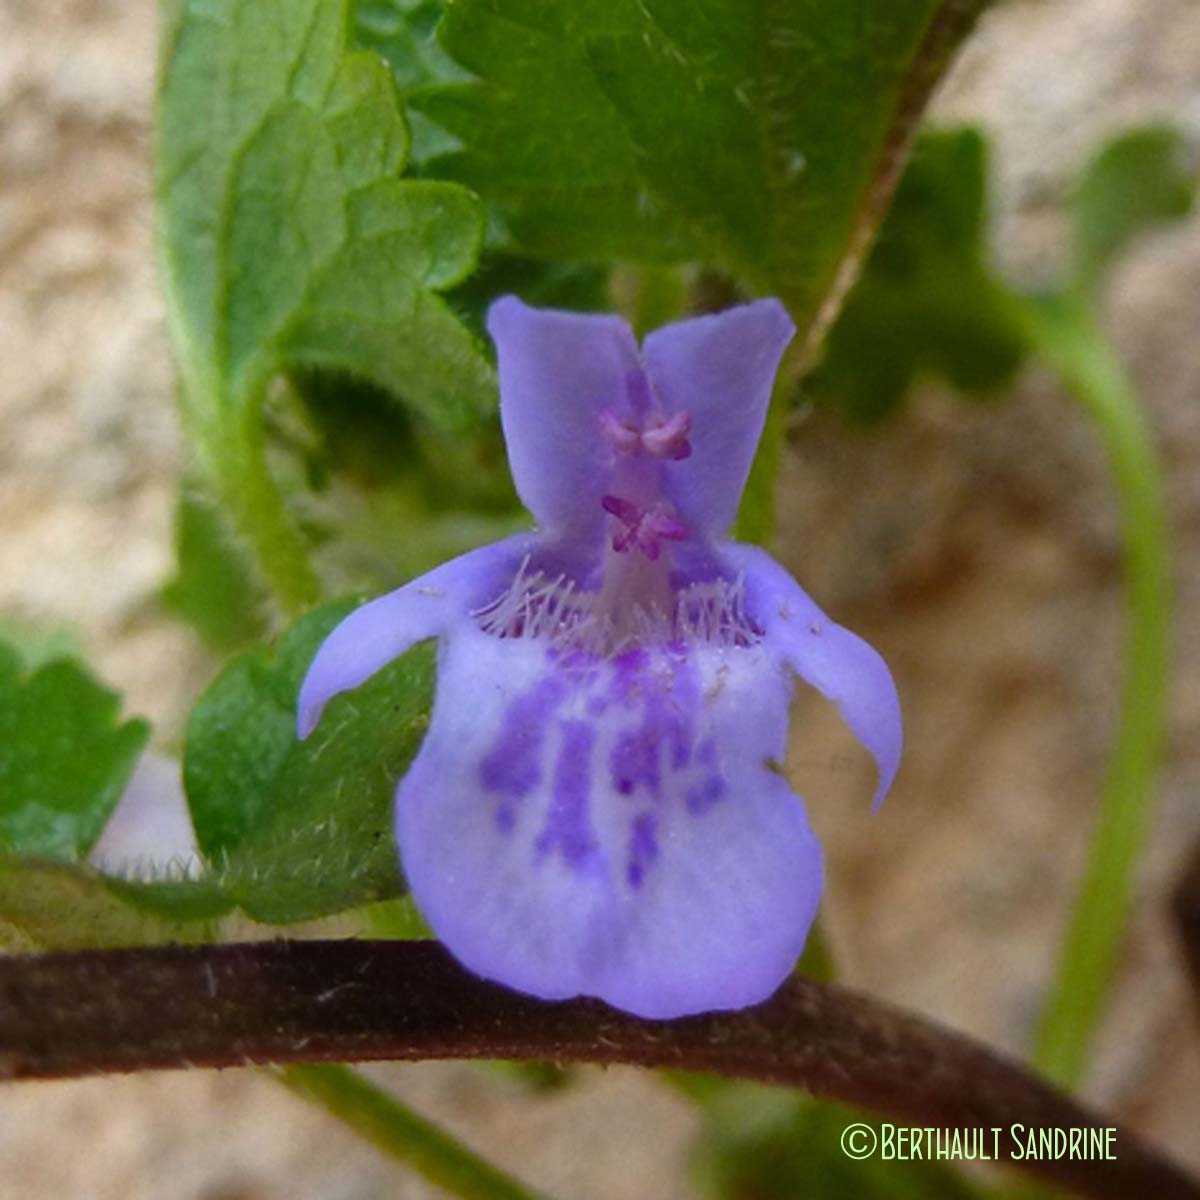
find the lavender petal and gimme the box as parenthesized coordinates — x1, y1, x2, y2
(489, 295, 641, 544)
(296, 534, 536, 739)
(642, 299, 795, 540)
(395, 633, 822, 1018)
(725, 542, 903, 810)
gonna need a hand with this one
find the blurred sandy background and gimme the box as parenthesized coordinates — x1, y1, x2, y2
(0, 0, 1198, 1196)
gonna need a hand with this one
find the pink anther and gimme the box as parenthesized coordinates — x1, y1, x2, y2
(597, 409, 643, 455)
(641, 411, 692, 460)
(601, 495, 689, 559)
(598, 408, 693, 460)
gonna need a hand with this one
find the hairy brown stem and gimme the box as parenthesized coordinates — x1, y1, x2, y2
(0, 940, 1194, 1200)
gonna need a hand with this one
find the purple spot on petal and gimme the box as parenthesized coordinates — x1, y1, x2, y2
(627, 811, 659, 889)
(658, 660, 698, 771)
(686, 775, 726, 815)
(608, 649, 700, 797)
(536, 719, 600, 869)
(609, 647, 649, 704)
(664, 692, 695, 770)
(480, 675, 567, 829)
(611, 726, 661, 797)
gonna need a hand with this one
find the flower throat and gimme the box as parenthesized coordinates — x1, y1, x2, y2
(475, 401, 759, 654)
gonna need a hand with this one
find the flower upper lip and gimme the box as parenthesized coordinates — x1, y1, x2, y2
(488, 294, 795, 547)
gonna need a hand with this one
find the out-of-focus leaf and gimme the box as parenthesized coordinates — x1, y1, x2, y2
(0, 856, 220, 951)
(486, 1060, 575, 1092)
(183, 602, 434, 923)
(358, 895, 433, 938)
(1071, 124, 1197, 297)
(448, 253, 612, 343)
(291, 369, 425, 493)
(415, 0, 991, 337)
(0, 643, 149, 862)
(0, 619, 83, 673)
(691, 1090, 978, 1200)
(0, 856, 434, 953)
(292, 368, 517, 511)
(284, 367, 524, 594)
(161, 485, 269, 651)
(809, 127, 1026, 422)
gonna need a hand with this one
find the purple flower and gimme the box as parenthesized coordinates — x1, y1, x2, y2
(297, 297, 901, 1019)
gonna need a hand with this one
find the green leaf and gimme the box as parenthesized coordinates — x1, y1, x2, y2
(809, 127, 1026, 422)
(692, 1091, 978, 1200)
(0, 643, 149, 862)
(349, 3, 618, 324)
(412, 1, 696, 265)
(183, 602, 434, 923)
(157, 0, 494, 610)
(0, 599, 435, 948)
(415, 0, 991, 335)
(161, 483, 269, 651)
(1071, 124, 1197, 298)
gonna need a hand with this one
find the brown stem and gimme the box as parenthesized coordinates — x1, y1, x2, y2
(0, 940, 1195, 1200)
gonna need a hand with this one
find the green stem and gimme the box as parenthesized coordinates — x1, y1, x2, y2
(1020, 294, 1171, 1090)
(213, 416, 322, 619)
(275, 1063, 552, 1200)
